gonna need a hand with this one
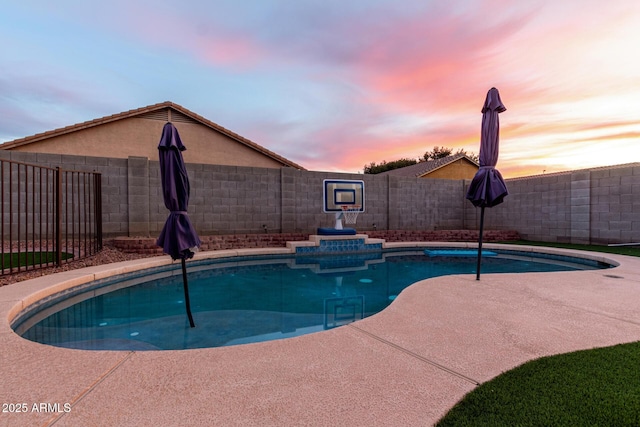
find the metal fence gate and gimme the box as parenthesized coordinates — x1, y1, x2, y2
(1, 159, 102, 275)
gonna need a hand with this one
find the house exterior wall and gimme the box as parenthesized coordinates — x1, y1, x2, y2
(423, 159, 478, 180)
(1, 150, 638, 245)
(4, 118, 287, 169)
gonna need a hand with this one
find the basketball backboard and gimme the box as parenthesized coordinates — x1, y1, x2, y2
(323, 179, 365, 213)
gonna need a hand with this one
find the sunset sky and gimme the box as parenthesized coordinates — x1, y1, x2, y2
(1, 1, 639, 178)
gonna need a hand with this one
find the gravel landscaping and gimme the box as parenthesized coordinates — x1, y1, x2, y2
(0, 240, 156, 287)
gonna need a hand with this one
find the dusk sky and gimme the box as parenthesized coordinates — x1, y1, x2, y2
(1, 1, 639, 178)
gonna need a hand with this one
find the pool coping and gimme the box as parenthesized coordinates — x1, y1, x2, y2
(1, 242, 640, 426)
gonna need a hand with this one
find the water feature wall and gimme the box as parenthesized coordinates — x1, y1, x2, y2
(290, 235, 384, 255)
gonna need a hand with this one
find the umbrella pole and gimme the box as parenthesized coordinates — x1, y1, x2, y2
(181, 258, 196, 328)
(476, 207, 486, 281)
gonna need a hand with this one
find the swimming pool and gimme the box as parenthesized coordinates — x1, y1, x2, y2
(13, 249, 611, 351)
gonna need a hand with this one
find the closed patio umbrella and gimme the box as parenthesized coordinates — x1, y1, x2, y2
(156, 122, 201, 327)
(466, 87, 508, 280)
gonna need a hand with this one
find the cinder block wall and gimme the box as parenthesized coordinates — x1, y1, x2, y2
(477, 164, 640, 244)
(478, 173, 576, 243)
(1, 150, 638, 244)
(589, 165, 639, 244)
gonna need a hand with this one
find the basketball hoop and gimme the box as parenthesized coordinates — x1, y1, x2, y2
(341, 205, 361, 224)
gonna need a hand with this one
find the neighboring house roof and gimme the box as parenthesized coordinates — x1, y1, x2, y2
(378, 153, 478, 177)
(0, 101, 305, 170)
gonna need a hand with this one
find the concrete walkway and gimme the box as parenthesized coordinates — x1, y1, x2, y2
(1, 244, 640, 426)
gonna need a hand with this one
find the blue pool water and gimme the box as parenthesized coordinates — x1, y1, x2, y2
(15, 249, 610, 351)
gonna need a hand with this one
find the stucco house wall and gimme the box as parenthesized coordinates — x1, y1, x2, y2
(422, 158, 478, 180)
(0, 102, 304, 170)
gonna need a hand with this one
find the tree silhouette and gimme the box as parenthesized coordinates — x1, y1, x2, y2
(423, 146, 453, 160)
(364, 147, 479, 174)
(424, 146, 479, 163)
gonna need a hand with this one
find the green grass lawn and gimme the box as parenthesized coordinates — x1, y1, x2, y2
(436, 242, 640, 426)
(1, 251, 73, 269)
(502, 240, 640, 258)
(436, 342, 640, 426)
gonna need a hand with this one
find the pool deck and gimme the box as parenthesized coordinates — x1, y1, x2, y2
(1, 243, 640, 426)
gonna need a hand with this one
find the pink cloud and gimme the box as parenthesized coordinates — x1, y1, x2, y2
(90, 3, 268, 69)
(10, 0, 636, 179)
(339, 5, 535, 111)
(198, 39, 259, 67)
(94, 0, 638, 178)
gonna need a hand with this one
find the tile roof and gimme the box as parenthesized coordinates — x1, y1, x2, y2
(0, 101, 305, 170)
(378, 153, 478, 177)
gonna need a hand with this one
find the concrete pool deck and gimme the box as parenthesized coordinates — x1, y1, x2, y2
(1, 243, 640, 426)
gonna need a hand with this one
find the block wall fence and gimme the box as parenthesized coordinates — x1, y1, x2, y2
(1, 151, 638, 245)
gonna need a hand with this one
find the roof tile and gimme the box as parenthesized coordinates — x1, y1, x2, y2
(378, 153, 477, 177)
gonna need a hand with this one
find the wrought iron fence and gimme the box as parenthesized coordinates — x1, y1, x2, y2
(1, 159, 102, 275)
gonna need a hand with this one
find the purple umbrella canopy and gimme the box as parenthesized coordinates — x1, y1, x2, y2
(466, 87, 508, 280)
(466, 87, 508, 208)
(156, 122, 201, 260)
(156, 122, 201, 327)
